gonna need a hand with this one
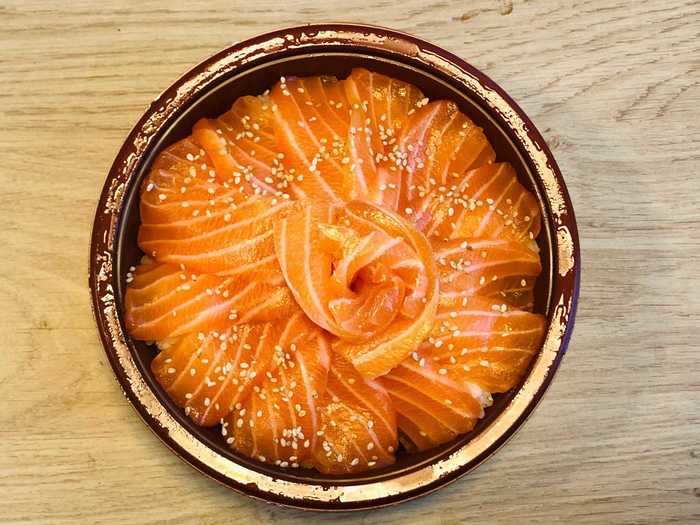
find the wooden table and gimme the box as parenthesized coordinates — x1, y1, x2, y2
(2, 1, 698, 523)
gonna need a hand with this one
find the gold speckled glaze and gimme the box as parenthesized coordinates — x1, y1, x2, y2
(89, 24, 580, 511)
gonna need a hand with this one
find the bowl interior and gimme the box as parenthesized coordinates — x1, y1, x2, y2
(115, 51, 554, 485)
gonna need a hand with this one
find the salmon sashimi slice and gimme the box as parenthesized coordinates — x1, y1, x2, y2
(124, 262, 296, 341)
(191, 95, 282, 195)
(269, 76, 356, 202)
(379, 359, 484, 451)
(432, 238, 542, 308)
(313, 354, 397, 474)
(419, 299, 544, 392)
(396, 100, 495, 222)
(139, 138, 248, 226)
(331, 201, 440, 378)
(151, 322, 282, 426)
(138, 132, 298, 277)
(274, 200, 438, 378)
(343, 68, 425, 210)
(423, 162, 541, 244)
(484, 275, 537, 310)
(227, 312, 331, 467)
(381, 297, 545, 450)
(139, 192, 298, 276)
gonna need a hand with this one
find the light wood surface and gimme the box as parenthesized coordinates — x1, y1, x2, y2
(1, 0, 698, 523)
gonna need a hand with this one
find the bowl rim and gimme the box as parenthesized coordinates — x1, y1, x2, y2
(89, 22, 580, 511)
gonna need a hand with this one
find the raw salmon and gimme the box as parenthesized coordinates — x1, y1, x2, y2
(123, 69, 546, 473)
(269, 76, 355, 202)
(313, 353, 397, 474)
(274, 200, 438, 378)
(423, 162, 541, 244)
(380, 297, 545, 450)
(433, 238, 542, 311)
(192, 95, 281, 196)
(396, 100, 495, 222)
(151, 322, 280, 426)
(124, 262, 295, 341)
(139, 194, 295, 277)
(343, 68, 425, 209)
(227, 312, 330, 467)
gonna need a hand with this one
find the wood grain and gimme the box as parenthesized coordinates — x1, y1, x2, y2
(1, 0, 699, 523)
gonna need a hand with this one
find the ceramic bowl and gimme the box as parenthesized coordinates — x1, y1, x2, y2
(89, 23, 580, 511)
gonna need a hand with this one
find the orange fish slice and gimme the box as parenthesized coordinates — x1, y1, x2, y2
(274, 200, 438, 378)
(192, 95, 283, 196)
(227, 312, 331, 467)
(139, 132, 296, 277)
(269, 76, 356, 202)
(313, 354, 397, 474)
(343, 68, 425, 210)
(139, 138, 248, 226)
(124, 262, 295, 341)
(274, 202, 418, 338)
(484, 275, 537, 310)
(138, 190, 296, 276)
(379, 359, 484, 451)
(432, 237, 542, 308)
(331, 201, 439, 378)
(151, 322, 281, 426)
(381, 297, 545, 450)
(424, 162, 541, 244)
(397, 100, 495, 221)
(422, 298, 545, 390)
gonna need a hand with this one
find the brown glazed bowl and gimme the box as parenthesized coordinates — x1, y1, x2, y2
(89, 24, 580, 511)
